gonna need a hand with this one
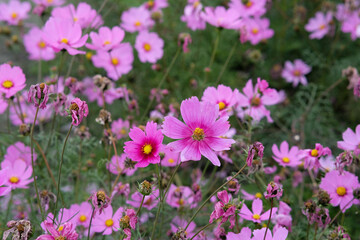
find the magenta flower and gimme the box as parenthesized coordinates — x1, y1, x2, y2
(227, 227, 252, 240)
(119, 208, 138, 240)
(264, 182, 283, 199)
(319, 170, 360, 212)
(229, 0, 267, 18)
(106, 154, 138, 176)
(1, 160, 33, 190)
(120, 7, 154, 33)
(0, 63, 26, 98)
(28, 83, 49, 109)
(23, 27, 56, 61)
(337, 124, 360, 155)
(69, 202, 93, 228)
(126, 189, 159, 210)
(0, 0, 31, 25)
(135, 31, 164, 63)
(92, 206, 122, 235)
(341, 12, 360, 40)
(170, 216, 196, 238)
(89, 190, 111, 215)
(181, 2, 206, 31)
(160, 145, 180, 167)
(42, 17, 88, 55)
(162, 96, 235, 166)
(272, 141, 302, 168)
(4, 141, 36, 166)
(142, 0, 168, 11)
(36, 220, 78, 240)
(51, 3, 103, 29)
(201, 84, 239, 117)
(69, 98, 89, 126)
(209, 190, 236, 229)
(281, 59, 312, 87)
(0, 169, 11, 196)
(303, 143, 332, 170)
(246, 141, 264, 167)
(166, 184, 196, 209)
(240, 17, 274, 45)
(305, 12, 333, 39)
(91, 43, 134, 80)
(124, 121, 163, 168)
(86, 26, 125, 52)
(111, 118, 130, 139)
(201, 6, 241, 29)
(252, 227, 288, 240)
(240, 198, 277, 223)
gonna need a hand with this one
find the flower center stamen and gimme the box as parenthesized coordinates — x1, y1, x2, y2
(293, 70, 301, 76)
(282, 157, 290, 163)
(134, 21, 141, 27)
(61, 38, 69, 44)
(11, 12, 18, 19)
(111, 58, 119, 66)
(142, 144, 153, 155)
(311, 149, 318, 157)
(105, 219, 114, 227)
(143, 43, 151, 52)
(38, 41, 46, 49)
(251, 97, 261, 106)
(336, 186, 346, 196)
(104, 40, 111, 45)
(252, 28, 259, 34)
(2, 80, 14, 89)
(218, 101, 226, 110)
(192, 127, 204, 141)
(9, 176, 19, 183)
(253, 214, 261, 220)
(255, 192, 262, 198)
(79, 215, 87, 222)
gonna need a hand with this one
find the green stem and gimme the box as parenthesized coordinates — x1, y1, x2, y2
(263, 199, 273, 240)
(87, 207, 95, 240)
(5, 192, 13, 220)
(313, 223, 318, 240)
(136, 195, 146, 217)
(208, 29, 221, 68)
(306, 223, 310, 240)
(215, 40, 238, 85)
(189, 222, 214, 240)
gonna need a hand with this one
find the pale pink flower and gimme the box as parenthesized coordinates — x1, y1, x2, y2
(241, 189, 263, 200)
(166, 184, 196, 209)
(272, 141, 302, 168)
(135, 31, 164, 63)
(120, 7, 155, 33)
(240, 198, 277, 223)
(0, 63, 26, 99)
(4, 141, 36, 166)
(1, 160, 33, 190)
(92, 206, 122, 235)
(201, 6, 241, 29)
(229, 0, 267, 17)
(23, 27, 56, 61)
(341, 12, 360, 40)
(302, 143, 332, 170)
(86, 26, 125, 52)
(181, 2, 206, 31)
(111, 118, 131, 140)
(160, 145, 180, 167)
(0, 169, 11, 196)
(106, 154, 138, 176)
(305, 12, 333, 39)
(273, 201, 292, 232)
(69, 202, 93, 228)
(126, 189, 159, 210)
(337, 124, 360, 155)
(240, 17, 274, 45)
(319, 155, 336, 172)
(281, 59, 312, 87)
(226, 227, 252, 240)
(252, 227, 288, 240)
(0, 0, 31, 25)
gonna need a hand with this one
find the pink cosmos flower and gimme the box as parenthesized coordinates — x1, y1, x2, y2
(135, 31, 164, 63)
(229, 0, 267, 18)
(36, 220, 78, 240)
(111, 118, 130, 140)
(302, 143, 332, 170)
(170, 216, 196, 238)
(341, 12, 360, 40)
(42, 17, 88, 55)
(23, 27, 56, 61)
(69, 202, 93, 228)
(0, 0, 31, 25)
(236, 79, 282, 123)
(226, 227, 252, 240)
(201, 85, 239, 117)
(126, 189, 159, 210)
(240, 198, 277, 223)
(0, 169, 11, 196)
(1, 160, 33, 190)
(32, 0, 65, 7)
(4, 141, 36, 166)
(106, 154, 138, 176)
(241, 189, 263, 200)
(281, 59, 312, 87)
(162, 96, 235, 166)
(181, 2, 206, 31)
(91, 43, 134, 80)
(160, 145, 180, 167)
(273, 201, 292, 232)
(166, 184, 196, 209)
(200, 6, 241, 29)
(143, 0, 168, 11)
(69, 98, 89, 126)
(112, 182, 130, 198)
(272, 141, 302, 168)
(40, 211, 74, 232)
(120, 7, 155, 33)
(209, 190, 236, 229)
(305, 12, 333, 39)
(252, 227, 288, 240)
(0, 63, 26, 98)
(89, 191, 111, 215)
(92, 206, 122, 235)
(86, 26, 125, 52)
(119, 208, 138, 240)
(124, 121, 163, 168)
(51, 3, 103, 29)
(240, 17, 274, 45)
(319, 155, 336, 172)
(319, 170, 360, 212)
(337, 124, 360, 155)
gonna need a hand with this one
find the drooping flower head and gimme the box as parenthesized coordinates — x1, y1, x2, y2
(264, 181, 283, 199)
(135, 31, 164, 63)
(28, 83, 49, 109)
(178, 33, 192, 53)
(89, 190, 111, 215)
(86, 26, 125, 52)
(209, 190, 236, 229)
(272, 141, 302, 168)
(246, 141, 264, 167)
(335, 151, 353, 174)
(0, 63, 26, 98)
(305, 12, 333, 39)
(281, 59, 312, 87)
(0, 0, 31, 25)
(68, 98, 89, 126)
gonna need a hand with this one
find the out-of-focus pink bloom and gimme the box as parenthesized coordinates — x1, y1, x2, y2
(226, 227, 252, 240)
(272, 141, 302, 168)
(51, 3, 103, 29)
(111, 118, 130, 140)
(252, 227, 288, 240)
(4, 141, 36, 166)
(209, 190, 236, 229)
(1, 160, 33, 190)
(65, 77, 83, 95)
(107, 154, 138, 176)
(0, 64, 26, 99)
(124, 121, 163, 168)
(166, 184, 196, 209)
(273, 201, 292, 232)
(200, 6, 241, 29)
(264, 166, 277, 174)
(240, 198, 277, 223)
(135, 31, 164, 63)
(92, 43, 134, 80)
(335, 3, 354, 22)
(305, 12, 333, 39)
(119, 208, 138, 240)
(89, 190, 111, 215)
(160, 145, 180, 167)
(86, 26, 125, 52)
(170, 216, 196, 238)
(240, 17, 274, 45)
(0, 0, 31, 25)
(237, 79, 282, 123)
(302, 143, 332, 170)
(0, 97, 8, 114)
(143, 0, 168, 11)
(229, 0, 267, 17)
(0, 169, 11, 196)
(264, 181, 283, 199)
(335, 151, 353, 174)
(92, 206, 122, 235)
(36, 220, 78, 240)
(241, 189, 263, 200)
(32, 0, 64, 7)
(69, 98, 88, 126)
(120, 7, 154, 33)
(341, 12, 360, 40)
(112, 182, 130, 198)
(23, 27, 56, 61)
(201, 84, 239, 117)
(162, 96, 235, 166)
(69, 201, 93, 228)
(337, 124, 360, 155)
(319, 155, 336, 172)
(281, 59, 312, 87)
(226, 177, 240, 194)
(246, 141, 264, 167)
(42, 17, 88, 55)
(181, 2, 206, 31)
(126, 189, 159, 210)
(178, 33, 192, 53)
(28, 83, 49, 109)
(292, 171, 303, 188)
(319, 170, 360, 212)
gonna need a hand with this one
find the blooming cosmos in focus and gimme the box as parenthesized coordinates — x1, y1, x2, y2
(240, 198, 277, 223)
(272, 141, 302, 168)
(0, 63, 26, 98)
(86, 26, 125, 52)
(337, 124, 360, 155)
(135, 31, 164, 63)
(92, 206, 123, 235)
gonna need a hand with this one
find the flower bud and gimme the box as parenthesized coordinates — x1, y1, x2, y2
(139, 180, 152, 196)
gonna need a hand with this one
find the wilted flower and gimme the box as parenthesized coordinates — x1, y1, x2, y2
(28, 83, 49, 109)
(209, 190, 236, 229)
(95, 109, 112, 125)
(69, 98, 89, 126)
(139, 180, 152, 196)
(93, 75, 112, 92)
(36, 220, 78, 240)
(264, 181, 283, 199)
(335, 151, 353, 174)
(246, 141, 264, 167)
(119, 209, 138, 240)
(226, 177, 240, 194)
(3, 219, 32, 240)
(39, 190, 56, 211)
(178, 33, 192, 53)
(89, 190, 111, 215)
(327, 226, 351, 240)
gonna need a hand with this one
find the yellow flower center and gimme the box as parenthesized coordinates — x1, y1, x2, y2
(252, 28, 259, 34)
(143, 43, 151, 52)
(178, 198, 185, 205)
(336, 186, 346, 196)
(218, 101, 226, 110)
(142, 144, 153, 155)
(79, 215, 87, 222)
(147, 0, 154, 7)
(293, 70, 301, 76)
(192, 127, 205, 141)
(2, 80, 14, 89)
(11, 12, 18, 19)
(38, 41, 46, 49)
(253, 214, 261, 220)
(120, 128, 127, 135)
(193, 1, 200, 7)
(282, 157, 290, 163)
(251, 97, 261, 106)
(134, 21, 141, 27)
(61, 38, 69, 44)
(86, 52, 93, 60)
(58, 225, 64, 231)
(168, 158, 175, 164)
(105, 219, 113, 227)
(319, 24, 326, 30)
(246, 1, 253, 8)
(47, 0, 53, 3)
(111, 58, 119, 66)
(73, 17, 78, 22)
(255, 192, 262, 199)
(104, 40, 111, 45)
(311, 149, 318, 157)
(9, 176, 19, 183)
